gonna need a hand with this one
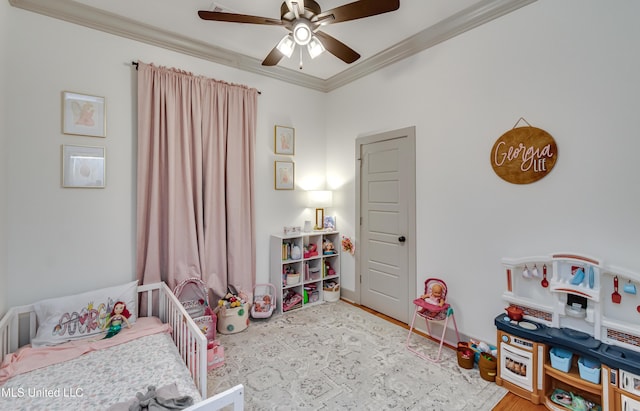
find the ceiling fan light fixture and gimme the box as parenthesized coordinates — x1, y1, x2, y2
(292, 21, 312, 45)
(307, 36, 325, 59)
(276, 34, 295, 58)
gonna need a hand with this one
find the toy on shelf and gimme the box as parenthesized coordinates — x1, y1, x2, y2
(304, 243, 318, 258)
(322, 238, 336, 255)
(283, 289, 303, 312)
(323, 260, 336, 277)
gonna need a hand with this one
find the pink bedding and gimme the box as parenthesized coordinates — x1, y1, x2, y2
(0, 317, 171, 385)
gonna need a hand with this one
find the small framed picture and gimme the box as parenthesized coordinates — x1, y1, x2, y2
(274, 125, 294, 155)
(274, 160, 294, 190)
(62, 91, 106, 137)
(62, 144, 105, 188)
(324, 216, 336, 231)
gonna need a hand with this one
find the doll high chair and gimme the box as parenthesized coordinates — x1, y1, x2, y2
(405, 278, 460, 363)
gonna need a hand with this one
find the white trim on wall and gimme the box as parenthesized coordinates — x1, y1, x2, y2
(8, 0, 536, 92)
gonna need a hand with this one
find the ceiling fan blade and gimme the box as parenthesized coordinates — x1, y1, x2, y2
(314, 0, 399, 24)
(261, 46, 285, 66)
(198, 10, 284, 26)
(314, 31, 360, 64)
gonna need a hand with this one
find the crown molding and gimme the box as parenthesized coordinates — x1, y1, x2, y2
(9, 0, 536, 93)
(325, 0, 536, 91)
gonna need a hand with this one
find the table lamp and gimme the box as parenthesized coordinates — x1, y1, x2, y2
(307, 190, 332, 230)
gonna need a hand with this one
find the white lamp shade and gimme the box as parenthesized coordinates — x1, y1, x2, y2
(307, 36, 325, 59)
(276, 35, 295, 58)
(307, 190, 333, 208)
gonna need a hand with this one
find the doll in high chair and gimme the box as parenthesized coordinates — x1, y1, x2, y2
(419, 283, 445, 313)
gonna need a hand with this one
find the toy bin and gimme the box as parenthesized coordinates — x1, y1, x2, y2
(217, 303, 250, 334)
(323, 284, 340, 302)
(578, 357, 601, 384)
(549, 347, 573, 373)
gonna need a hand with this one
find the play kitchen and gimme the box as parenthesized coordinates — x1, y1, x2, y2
(495, 253, 640, 410)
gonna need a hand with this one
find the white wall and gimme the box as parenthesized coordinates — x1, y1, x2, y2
(4, 5, 326, 305)
(326, 0, 640, 343)
(5, 1, 639, 346)
(0, 0, 9, 316)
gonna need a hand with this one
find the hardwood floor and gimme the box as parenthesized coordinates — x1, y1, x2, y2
(348, 301, 548, 410)
(492, 393, 548, 410)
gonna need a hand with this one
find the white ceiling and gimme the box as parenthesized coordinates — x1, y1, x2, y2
(9, 0, 536, 91)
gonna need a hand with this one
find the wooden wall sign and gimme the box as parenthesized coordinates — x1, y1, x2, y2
(490, 125, 558, 184)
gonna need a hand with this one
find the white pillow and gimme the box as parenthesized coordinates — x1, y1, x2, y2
(31, 280, 138, 347)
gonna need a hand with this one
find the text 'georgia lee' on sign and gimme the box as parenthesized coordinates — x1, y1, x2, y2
(490, 126, 558, 185)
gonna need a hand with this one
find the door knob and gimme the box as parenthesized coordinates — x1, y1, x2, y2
(398, 236, 406, 243)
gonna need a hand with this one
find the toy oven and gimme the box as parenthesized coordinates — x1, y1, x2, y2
(497, 326, 548, 404)
(500, 342, 534, 391)
(621, 369, 640, 411)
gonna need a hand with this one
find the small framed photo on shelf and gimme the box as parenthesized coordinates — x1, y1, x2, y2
(62, 91, 106, 137)
(61, 144, 105, 188)
(324, 215, 336, 231)
(274, 125, 294, 155)
(274, 160, 294, 190)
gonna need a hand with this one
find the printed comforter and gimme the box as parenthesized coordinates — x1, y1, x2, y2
(0, 318, 201, 410)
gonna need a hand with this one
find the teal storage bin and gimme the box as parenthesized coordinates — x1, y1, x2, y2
(549, 347, 573, 372)
(578, 357, 601, 384)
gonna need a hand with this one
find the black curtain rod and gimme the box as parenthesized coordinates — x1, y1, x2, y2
(131, 61, 261, 95)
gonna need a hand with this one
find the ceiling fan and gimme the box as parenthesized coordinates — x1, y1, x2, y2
(198, 0, 400, 67)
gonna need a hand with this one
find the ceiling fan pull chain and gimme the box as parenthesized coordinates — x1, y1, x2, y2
(299, 47, 304, 70)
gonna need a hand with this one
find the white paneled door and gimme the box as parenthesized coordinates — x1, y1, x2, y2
(357, 127, 416, 324)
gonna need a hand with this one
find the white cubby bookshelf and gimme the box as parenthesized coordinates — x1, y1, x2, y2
(270, 231, 341, 314)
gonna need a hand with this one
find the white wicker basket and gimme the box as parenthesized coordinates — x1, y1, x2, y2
(323, 284, 340, 302)
(286, 273, 300, 285)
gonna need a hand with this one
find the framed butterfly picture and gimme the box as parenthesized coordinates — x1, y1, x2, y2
(62, 91, 106, 137)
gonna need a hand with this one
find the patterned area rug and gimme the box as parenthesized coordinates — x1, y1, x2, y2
(207, 301, 506, 410)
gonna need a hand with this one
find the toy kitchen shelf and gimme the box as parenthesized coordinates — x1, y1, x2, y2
(270, 231, 340, 314)
(498, 252, 640, 410)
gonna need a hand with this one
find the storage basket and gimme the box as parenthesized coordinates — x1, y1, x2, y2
(323, 284, 340, 302)
(286, 273, 300, 285)
(457, 346, 475, 369)
(217, 303, 250, 334)
(578, 357, 601, 384)
(478, 352, 497, 381)
(550, 347, 573, 373)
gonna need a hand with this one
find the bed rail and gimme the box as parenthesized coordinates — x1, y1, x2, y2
(0, 303, 37, 362)
(0, 282, 208, 400)
(137, 282, 208, 399)
(184, 384, 244, 411)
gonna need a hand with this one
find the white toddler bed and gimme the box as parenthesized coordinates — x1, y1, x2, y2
(0, 282, 210, 409)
